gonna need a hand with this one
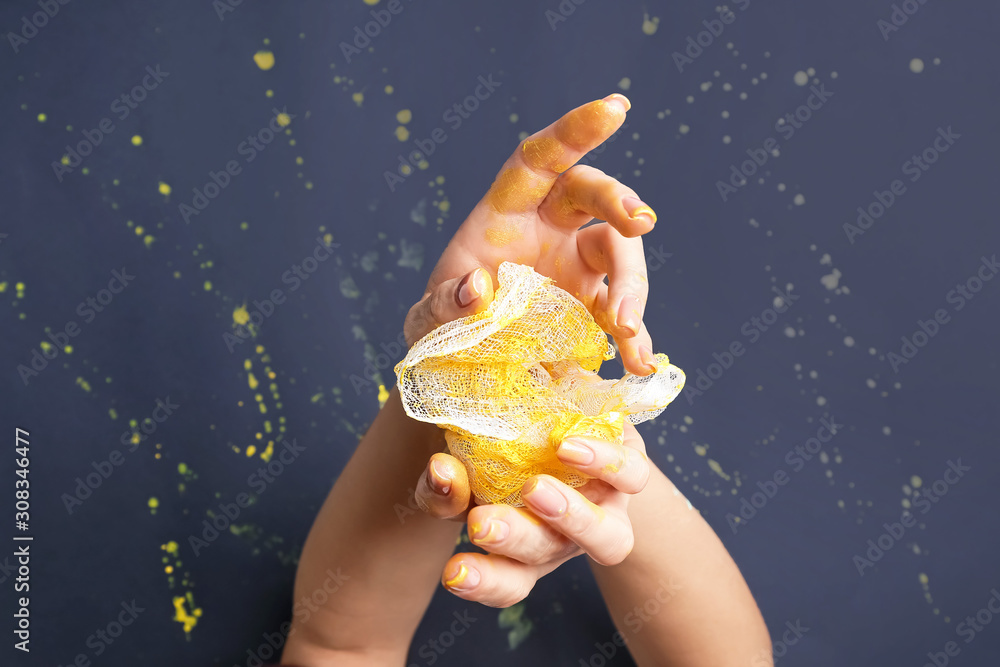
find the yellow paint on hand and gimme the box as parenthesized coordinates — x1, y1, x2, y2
(253, 50, 275, 70)
(521, 137, 568, 173)
(555, 98, 627, 149)
(158, 182, 171, 195)
(486, 167, 549, 213)
(396, 109, 412, 124)
(485, 220, 524, 247)
(131, 135, 143, 146)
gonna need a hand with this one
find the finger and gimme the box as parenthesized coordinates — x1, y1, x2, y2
(441, 552, 570, 608)
(575, 222, 649, 340)
(414, 452, 471, 521)
(403, 267, 494, 346)
(554, 431, 649, 496)
(521, 475, 634, 566)
(588, 284, 656, 376)
(466, 503, 579, 566)
(539, 164, 656, 237)
(480, 94, 631, 216)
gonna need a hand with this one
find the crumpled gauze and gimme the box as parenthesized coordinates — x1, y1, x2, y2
(395, 262, 686, 506)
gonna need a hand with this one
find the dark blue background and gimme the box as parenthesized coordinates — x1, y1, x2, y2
(2, 0, 999, 665)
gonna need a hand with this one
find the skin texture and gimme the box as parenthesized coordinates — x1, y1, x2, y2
(281, 95, 772, 666)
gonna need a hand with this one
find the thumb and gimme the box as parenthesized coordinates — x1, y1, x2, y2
(404, 268, 494, 346)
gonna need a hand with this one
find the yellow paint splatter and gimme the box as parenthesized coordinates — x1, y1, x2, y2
(172, 593, 203, 635)
(352, 92, 364, 106)
(363, 0, 380, 5)
(707, 459, 731, 481)
(248, 372, 259, 390)
(203, 280, 212, 291)
(384, 85, 394, 94)
(246, 445, 257, 457)
(131, 135, 143, 146)
(276, 112, 291, 127)
(253, 50, 275, 71)
(642, 14, 660, 35)
(378, 384, 389, 407)
(37, 113, 47, 122)
(76, 377, 92, 393)
(148, 497, 159, 513)
(158, 182, 171, 196)
(261, 440, 274, 462)
(396, 109, 412, 124)
(395, 126, 410, 141)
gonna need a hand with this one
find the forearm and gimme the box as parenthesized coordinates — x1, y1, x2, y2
(590, 463, 771, 666)
(281, 388, 462, 665)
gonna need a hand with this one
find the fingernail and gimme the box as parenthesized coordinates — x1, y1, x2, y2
(616, 295, 642, 335)
(457, 268, 485, 308)
(557, 438, 595, 466)
(428, 460, 451, 496)
(471, 519, 509, 545)
(622, 196, 657, 225)
(523, 478, 568, 517)
(603, 93, 631, 112)
(639, 346, 657, 374)
(443, 562, 480, 591)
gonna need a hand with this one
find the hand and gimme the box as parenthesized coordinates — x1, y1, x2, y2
(403, 93, 659, 375)
(417, 425, 650, 607)
(403, 94, 662, 607)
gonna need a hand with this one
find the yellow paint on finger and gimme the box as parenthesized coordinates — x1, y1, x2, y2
(554, 98, 626, 149)
(521, 137, 567, 173)
(486, 167, 549, 213)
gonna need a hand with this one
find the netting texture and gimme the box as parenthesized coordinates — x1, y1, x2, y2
(396, 262, 686, 506)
